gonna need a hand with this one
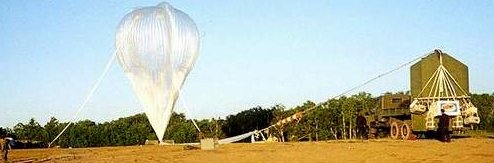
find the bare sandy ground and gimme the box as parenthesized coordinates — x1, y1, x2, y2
(8, 138, 494, 163)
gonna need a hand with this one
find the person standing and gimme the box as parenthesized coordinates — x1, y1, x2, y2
(1, 135, 11, 162)
(356, 112, 368, 139)
(437, 109, 451, 142)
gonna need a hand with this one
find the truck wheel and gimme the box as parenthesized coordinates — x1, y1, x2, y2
(390, 121, 400, 139)
(369, 128, 377, 139)
(401, 123, 411, 140)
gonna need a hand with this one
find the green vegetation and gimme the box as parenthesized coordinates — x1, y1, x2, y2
(1, 92, 493, 148)
(471, 93, 494, 132)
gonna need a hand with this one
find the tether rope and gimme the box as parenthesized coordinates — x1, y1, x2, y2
(179, 92, 202, 133)
(48, 50, 117, 147)
(258, 51, 430, 133)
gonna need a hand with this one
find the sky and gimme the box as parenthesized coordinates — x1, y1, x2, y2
(1, 0, 493, 128)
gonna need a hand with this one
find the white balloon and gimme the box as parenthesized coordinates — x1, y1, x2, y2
(115, 2, 199, 142)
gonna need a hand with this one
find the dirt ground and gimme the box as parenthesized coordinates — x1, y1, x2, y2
(8, 138, 494, 163)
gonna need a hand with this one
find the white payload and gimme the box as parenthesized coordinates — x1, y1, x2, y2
(409, 99, 427, 114)
(116, 2, 200, 143)
(463, 102, 480, 125)
(429, 100, 460, 116)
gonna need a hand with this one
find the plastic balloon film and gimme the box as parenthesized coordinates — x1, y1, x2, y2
(116, 2, 199, 142)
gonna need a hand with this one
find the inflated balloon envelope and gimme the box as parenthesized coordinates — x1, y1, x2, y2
(115, 2, 199, 143)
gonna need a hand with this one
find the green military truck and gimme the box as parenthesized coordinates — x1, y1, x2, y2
(367, 49, 480, 140)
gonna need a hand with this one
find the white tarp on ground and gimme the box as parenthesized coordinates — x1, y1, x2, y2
(218, 131, 256, 144)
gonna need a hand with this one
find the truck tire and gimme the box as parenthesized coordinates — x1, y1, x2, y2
(368, 128, 377, 139)
(401, 123, 411, 140)
(390, 121, 400, 139)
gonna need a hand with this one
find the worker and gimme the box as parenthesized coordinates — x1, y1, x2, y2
(1, 135, 12, 162)
(437, 109, 451, 142)
(356, 112, 368, 139)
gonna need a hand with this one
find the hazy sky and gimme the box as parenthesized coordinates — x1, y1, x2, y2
(1, 0, 493, 127)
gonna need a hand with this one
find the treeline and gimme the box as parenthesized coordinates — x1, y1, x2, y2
(1, 92, 493, 148)
(1, 113, 203, 148)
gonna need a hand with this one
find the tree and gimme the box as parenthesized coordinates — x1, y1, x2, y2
(222, 106, 274, 142)
(472, 93, 494, 132)
(44, 117, 60, 143)
(164, 112, 198, 143)
(197, 118, 226, 139)
(285, 101, 315, 141)
(0, 127, 15, 138)
(13, 118, 46, 141)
